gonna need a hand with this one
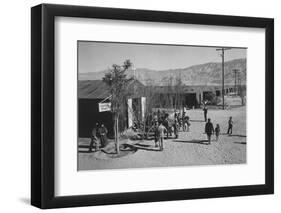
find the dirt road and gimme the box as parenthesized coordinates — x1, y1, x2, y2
(78, 106, 246, 170)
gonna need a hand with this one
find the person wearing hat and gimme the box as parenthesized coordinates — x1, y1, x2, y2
(158, 122, 167, 151)
(89, 123, 100, 152)
(203, 105, 208, 122)
(227, 116, 233, 135)
(98, 123, 108, 147)
(205, 118, 214, 144)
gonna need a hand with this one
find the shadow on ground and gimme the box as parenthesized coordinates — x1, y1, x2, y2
(130, 143, 162, 152)
(220, 133, 246, 137)
(234, 141, 246, 145)
(172, 139, 209, 145)
(190, 119, 205, 122)
(78, 145, 101, 153)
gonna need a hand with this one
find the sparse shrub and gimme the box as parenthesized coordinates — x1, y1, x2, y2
(204, 92, 220, 105)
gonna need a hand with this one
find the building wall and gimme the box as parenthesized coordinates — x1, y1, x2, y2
(79, 97, 143, 137)
(78, 99, 113, 138)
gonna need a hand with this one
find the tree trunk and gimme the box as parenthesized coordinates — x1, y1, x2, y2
(115, 115, 120, 154)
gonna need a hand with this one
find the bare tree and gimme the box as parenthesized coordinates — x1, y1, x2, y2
(103, 60, 132, 154)
(142, 82, 158, 137)
(160, 74, 184, 109)
(161, 76, 174, 108)
(173, 73, 184, 109)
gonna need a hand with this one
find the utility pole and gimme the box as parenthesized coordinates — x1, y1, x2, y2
(216, 47, 231, 109)
(233, 69, 239, 95)
(237, 72, 241, 95)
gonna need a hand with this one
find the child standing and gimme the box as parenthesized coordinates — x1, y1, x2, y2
(186, 116, 191, 132)
(215, 124, 220, 141)
(158, 122, 167, 151)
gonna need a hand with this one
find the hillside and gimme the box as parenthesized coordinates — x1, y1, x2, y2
(79, 58, 246, 86)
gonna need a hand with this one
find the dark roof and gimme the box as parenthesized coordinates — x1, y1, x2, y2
(78, 80, 110, 99)
(78, 79, 146, 99)
(151, 85, 231, 94)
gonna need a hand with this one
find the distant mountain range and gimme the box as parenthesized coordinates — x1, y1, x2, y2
(79, 58, 246, 86)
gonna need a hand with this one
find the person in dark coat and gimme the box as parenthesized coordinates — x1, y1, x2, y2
(183, 116, 187, 132)
(174, 110, 178, 121)
(154, 121, 159, 147)
(174, 120, 179, 139)
(89, 123, 100, 152)
(158, 122, 167, 151)
(205, 118, 214, 144)
(98, 123, 108, 148)
(184, 115, 191, 132)
(203, 105, 208, 122)
(227, 116, 233, 135)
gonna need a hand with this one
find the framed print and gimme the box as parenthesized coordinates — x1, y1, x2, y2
(31, 4, 274, 209)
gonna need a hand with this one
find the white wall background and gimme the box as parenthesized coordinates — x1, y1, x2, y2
(0, 0, 279, 212)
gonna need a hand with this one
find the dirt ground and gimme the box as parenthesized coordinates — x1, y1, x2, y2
(78, 103, 246, 171)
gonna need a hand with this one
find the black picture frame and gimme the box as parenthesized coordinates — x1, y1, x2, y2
(31, 3, 274, 209)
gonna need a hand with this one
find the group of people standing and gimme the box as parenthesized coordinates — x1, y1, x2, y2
(204, 115, 234, 145)
(153, 121, 167, 151)
(88, 107, 235, 152)
(174, 108, 191, 132)
(152, 110, 170, 151)
(89, 123, 108, 152)
(152, 108, 191, 151)
(154, 105, 234, 146)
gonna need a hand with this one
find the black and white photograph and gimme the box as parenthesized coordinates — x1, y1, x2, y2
(77, 41, 247, 170)
(0, 0, 277, 211)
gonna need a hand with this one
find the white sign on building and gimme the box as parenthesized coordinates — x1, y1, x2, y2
(98, 102, 111, 112)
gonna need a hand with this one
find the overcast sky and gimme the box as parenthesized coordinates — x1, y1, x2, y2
(78, 41, 247, 73)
